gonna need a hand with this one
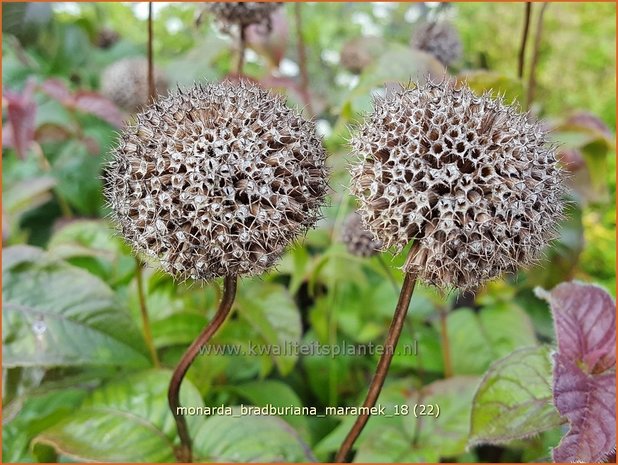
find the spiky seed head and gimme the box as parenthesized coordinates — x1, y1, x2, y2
(410, 22, 462, 67)
(206, 2, 282, 30)
(349, 80, 565, 291)
(105, 80, 328, 281)
(101, 57, 168, 114)
(341, 212, 383, 258)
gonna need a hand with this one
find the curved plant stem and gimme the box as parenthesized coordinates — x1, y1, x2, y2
(439, 309, 452, 378)
(135, 258, 159, 368)
(168, 275, 238, 462)
(517, 3, 532, 79)
(236, 25, 246, 75)
(335, 271, 418, 462)
(525, 2, 549, 110)
(294, 2, 313, 116)
(147, 2, 155, 101)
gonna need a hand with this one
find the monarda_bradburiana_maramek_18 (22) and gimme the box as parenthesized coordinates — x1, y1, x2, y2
(335, 79, 565, 462)
(104, 79, 328, 461)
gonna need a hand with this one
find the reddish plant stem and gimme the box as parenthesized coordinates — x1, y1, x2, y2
(294, 3, 313, 116)
(526, 2, 549, 110)
(335, 272, 418, 462)
(168, 275, 238, 463)
(147, 2, 155, 101)
(236, 25, 246, 75)
(517, 3, 532, 79)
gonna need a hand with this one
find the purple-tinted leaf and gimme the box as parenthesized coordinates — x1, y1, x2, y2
(552, 355, 615, 462)
(4, 78, 37, 159)
(40, 78, 72, 104)
(538, 282, 616, 462)
(564, 111, 614, 141)
(545, 282, 615, 373)
(74, 92, 124, 128)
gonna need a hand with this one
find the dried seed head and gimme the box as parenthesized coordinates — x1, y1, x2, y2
(105, 80, 328, 281)
(410, 22, 462, 67)
(340, 37, 383, 75)
(206, 2, 282, 30)
(349, 80, 565, 291)
(341, 212, 383, 258)
(101, 57, 168, 113)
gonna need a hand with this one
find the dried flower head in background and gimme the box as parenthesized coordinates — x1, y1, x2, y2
(349, 80, 564, 291)
(339, 36, 385, 75)
(410, 22, 462, 67)
(105, 80, 328, 281)
(96, 27, 119, 49)
(206, 2, 282, 31)
(101, 57, 168, 113)
(341, 212, 383, 258)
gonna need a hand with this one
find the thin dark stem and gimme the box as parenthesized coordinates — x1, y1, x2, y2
(147, 2, 155, 101)
(335, 272, 418, 463)
(294, 3, 313, 116)
(168, 275, 238, 463)
(135, 258, 159, 368)
(236, 25, 246, 75)
(517, 3, 532, 79)
(526, 2, 549, 110)
(439, 310, 453, 378)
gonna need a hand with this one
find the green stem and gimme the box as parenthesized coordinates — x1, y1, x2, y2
(135, 258, 159, 368)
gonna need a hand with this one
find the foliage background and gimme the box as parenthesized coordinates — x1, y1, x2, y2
(2, 2, 616, 463)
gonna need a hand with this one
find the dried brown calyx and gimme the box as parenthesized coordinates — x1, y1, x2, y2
(341, 212, 383, 258)
(410, 21, 462, 68)
(206, 2, 282, 32)
(101, 57, 168, 113)
(349, 80, 565, 291)
(105, 80, 328, 281)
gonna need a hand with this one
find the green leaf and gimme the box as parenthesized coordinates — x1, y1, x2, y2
(457, 70, 525, 104)
(228, 380, 311, 442)
(47, 219, 136, 286)
(469, 346, 564, 446)
(51, 140, 105, 215)
(235, 280, 302, 376)
(445, 303, 537, 375)
(354, 426, 439, 463)
(2, 245, 150, 368)
(33, 370, 203, 462)
(314, 378, 415, 459)
(193, 409, 316, 462)
(3, 388, 88, 462)
(402, 376, 480, 457)
(344, 43, 445, 114)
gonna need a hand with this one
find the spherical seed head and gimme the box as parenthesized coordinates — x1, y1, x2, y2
(101, 57, 168, 113)
(341, 212, 383, 258)
(349, 80, 565, 291)
(206, 2, 282, 29)
(105, 80, 328, 281)
(410, 22, 462, 67)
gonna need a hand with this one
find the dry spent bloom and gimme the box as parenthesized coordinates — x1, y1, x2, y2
(105, 80, 328, 281)
(206, 2, 282, 31)
(340, 37, 383, 75)
(349, 80, 565, 291)
(410, 22, 462, 68)
(101, 57, 168, 114)
(341, 212, 383, 258)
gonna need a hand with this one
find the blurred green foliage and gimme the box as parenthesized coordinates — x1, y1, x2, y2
(2, 2, 615, 463)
